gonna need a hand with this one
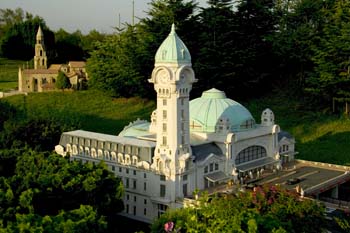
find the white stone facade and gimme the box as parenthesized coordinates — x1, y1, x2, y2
(55, 25, 295, 223)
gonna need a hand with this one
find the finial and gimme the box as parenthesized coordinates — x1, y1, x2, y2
(170, 23, 176, 35)
(37, 25, 43, 38)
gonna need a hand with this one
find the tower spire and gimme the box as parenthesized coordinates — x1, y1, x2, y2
(34, 26, 47, 69)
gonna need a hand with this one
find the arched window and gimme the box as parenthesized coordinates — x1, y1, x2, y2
(98, 149, 103, 158)
(235, 146, 267, 165)
(72, 145, 78, 155)
(66, 144, 72, 154)
(91, 148, 97, 158)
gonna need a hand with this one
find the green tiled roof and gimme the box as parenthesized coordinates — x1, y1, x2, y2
(189, 88, 255, 132)
(155, 24, 191, 64)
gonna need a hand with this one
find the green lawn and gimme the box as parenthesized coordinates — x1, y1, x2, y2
(0, 58, 25, 91)
(244, 92, 350, 166)
(4, 90, 155, 135)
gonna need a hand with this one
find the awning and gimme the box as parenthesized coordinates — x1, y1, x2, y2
(205, 171, 230, 183)
(236, 157, 279, 172)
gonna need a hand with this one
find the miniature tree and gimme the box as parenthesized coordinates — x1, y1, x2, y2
(55, 71, 71, 90)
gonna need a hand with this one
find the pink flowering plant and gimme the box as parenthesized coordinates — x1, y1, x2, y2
(164, 221, 174, 232)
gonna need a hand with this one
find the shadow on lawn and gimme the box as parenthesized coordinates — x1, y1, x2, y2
(296, 131, 350, 166)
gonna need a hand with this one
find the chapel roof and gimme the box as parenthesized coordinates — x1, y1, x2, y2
(69, 61, 86, 68)
(48, 64, 62, 70)
(22, 69, 58, 75)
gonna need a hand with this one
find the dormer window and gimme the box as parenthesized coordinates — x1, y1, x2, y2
(181, 49, 185, 59)
(162, 50, 167, 60)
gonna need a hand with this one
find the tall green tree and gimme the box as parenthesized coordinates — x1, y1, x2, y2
(53, 29, 85, 63)
(230, 0, 279, 97)
(87, 0, 198, 98)
(306, 0, 350, 101)
(269, 0, 329, 90)
(87, 27, 149, 97)
(0, 14, 54, 60)
(194, 0, 235, 96)
(55, 71, 71, 90)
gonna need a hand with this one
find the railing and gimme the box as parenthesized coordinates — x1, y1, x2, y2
(320, 197, 350, 208)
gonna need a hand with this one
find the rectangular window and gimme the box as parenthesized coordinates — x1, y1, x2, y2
(144, 208, 147, 215)
(181, 109, 185, 120)
(181, 123, 185, 131)
(183, 175, 188, 181)
(144, 173, 147, 179)
(181, 135, 185, 145)
(215, 163, 219, 171)
(126, 168, 129, 174)
(160, 175, 166, 181)
(163, 110, 167, 120)
(185, 160, 190, 169)
(162, 136, 167, 146)
(134, 196, 137, 202)
(125, 178, 129, 188)
(163, 99, 167, 106)
(157, 204, 168, 218)
(133, 170, 136, 176)
(144, 199, 147, 205)
(119, 167, 122, 173)
(144, 182, 147, 191)
(126, 194, 129, 200)
(183, 183, 188, 197)
(204, 166, 208, 173)
(209, 163, 213, 172)
(126, 204, 129, 213)
(133, 179, 137, 189)
(160, 184, 166, 197)
(133, 206, 136, 215)
(181, 98, 184, 105)
(163, 123, 167, 132)
(112, 166, 115, 171)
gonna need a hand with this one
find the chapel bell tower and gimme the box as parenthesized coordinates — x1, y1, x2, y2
(34, 26, 47, 70)
(149, 24, 197, 177)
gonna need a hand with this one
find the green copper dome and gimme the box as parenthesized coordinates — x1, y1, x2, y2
(155, 24, 191, 64)
(189, 88, 255, 133)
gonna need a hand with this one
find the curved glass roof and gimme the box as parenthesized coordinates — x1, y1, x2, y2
(189, 88, 255, 132)
(118, 121, 151, 138)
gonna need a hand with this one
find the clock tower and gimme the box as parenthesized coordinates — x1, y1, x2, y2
(149, 24, 197, 199)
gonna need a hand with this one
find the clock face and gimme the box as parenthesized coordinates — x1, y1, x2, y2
(157, 69, 170, 84)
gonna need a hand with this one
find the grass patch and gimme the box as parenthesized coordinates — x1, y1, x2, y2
(3, 90, 155, 135)
(244, 92, 350, 165)
(0, 58, 25, 91)
(0, 81, 17, 91)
